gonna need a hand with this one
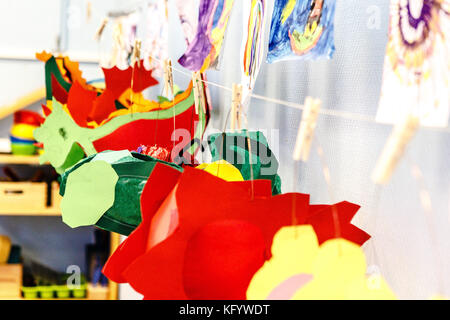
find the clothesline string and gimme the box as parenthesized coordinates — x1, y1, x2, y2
(144, 53, 450, 134)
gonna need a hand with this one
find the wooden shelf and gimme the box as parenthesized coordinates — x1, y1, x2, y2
(0, 182, 61, 216)
(3, 284, 112, 300)
(0, 234, 121, 300)
(0, 154, 42, 165)
(0, 153, 121, 299)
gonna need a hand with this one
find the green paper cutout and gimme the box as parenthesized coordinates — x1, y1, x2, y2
(61, 160, 118, 228)
(93, 150, 132, 163)
(35, 81, 206, 173)
(59, 151, 183, 235)
(208, 130, 282, 195)
(44, 56, 72, 100)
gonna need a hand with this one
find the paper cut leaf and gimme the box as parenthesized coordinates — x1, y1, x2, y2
(60, 151, 182, 235)
(61, 160, 118, 228)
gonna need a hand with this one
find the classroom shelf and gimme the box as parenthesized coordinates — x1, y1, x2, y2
(0, 155, 120, 300)
(0, 154, 42, 165)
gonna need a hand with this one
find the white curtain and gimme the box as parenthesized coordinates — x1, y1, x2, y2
(191, 0, 450, 299)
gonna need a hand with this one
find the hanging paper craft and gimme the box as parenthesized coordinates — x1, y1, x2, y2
(208, 130, 282, 195)
(178, 0, 235, 71)
(240, 0, 267, 100)
(37, 53, 159, 125)
(247, 225, 395, 300)
(102, 160, 243, 284)
(59, 151, 182, 235)
(34, 54, 210, 173)
(376, 1, 450, 127)
(61, 160, 119, 229)
(102, 166, 370, 299)
(267, 0, 336, 63)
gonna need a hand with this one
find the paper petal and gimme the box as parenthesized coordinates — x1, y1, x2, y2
(61, 160, 118, 228)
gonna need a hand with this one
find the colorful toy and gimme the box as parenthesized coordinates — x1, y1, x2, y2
(10, 110, 44, 155)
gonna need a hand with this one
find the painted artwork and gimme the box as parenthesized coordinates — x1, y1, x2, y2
(241, 0, 267, 96)
(377, 0, 450, 127)
(178, 0, 235, 71)
(267, 0, 336, 63)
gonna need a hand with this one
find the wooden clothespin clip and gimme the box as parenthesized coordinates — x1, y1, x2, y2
(86, 1, 92, 23)
(94, 17, 109, 41)
(192, 71, 205, 114)
(132, 39, 142, 67)
(371, 115, 420, 184)
(293, 97, 321, 162)
(230, 83, 243, 131)
(163, 59, 174, 98)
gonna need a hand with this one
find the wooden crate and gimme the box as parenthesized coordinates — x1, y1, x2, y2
(87, 283, 110, 300)
(0, 182, 61, 215)
(0, 264, 22, 298)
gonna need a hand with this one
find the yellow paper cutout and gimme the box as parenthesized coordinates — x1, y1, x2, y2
(293, 239, 396, 300)
(247, 225, 319, 300)
(247, 226, 396, 300)
(197, 160, 244, 182)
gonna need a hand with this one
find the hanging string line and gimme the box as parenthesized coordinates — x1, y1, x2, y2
(143, 53, 450, 134)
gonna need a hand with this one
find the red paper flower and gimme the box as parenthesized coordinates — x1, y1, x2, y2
(103, 165, 370, 300)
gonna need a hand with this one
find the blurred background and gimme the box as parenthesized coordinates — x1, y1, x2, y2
(0, 0, 448, 299)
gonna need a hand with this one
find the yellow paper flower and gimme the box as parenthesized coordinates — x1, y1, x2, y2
(247, 225, 397, 300)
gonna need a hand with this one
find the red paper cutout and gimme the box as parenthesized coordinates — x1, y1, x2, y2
(66, 81, 98, 127)
(103, 167, 370, 300)
(182, 220, 267, 299)
(92, 107, 199, 162)
(41, 104, 52, 117)
(305, 203, 371, 245)
(51, 74, 69, 104)
(88, 62, 158, 123)
(102, 162, 182, 283)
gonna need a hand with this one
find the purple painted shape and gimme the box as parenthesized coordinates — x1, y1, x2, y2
(178, 0, 218, 71)
(266, 273, 313, 300)
(399, 0, 433, 47)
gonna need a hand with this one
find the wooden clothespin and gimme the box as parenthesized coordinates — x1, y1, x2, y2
(192, 71, 206, 115)
(163, 59, 174, 98)
(230, 83, 243, 131)
(86, 1, 92, 23)
(94, 17, 109, 41)
(371, 115, 420, 184)
(132, 39, 142, 67)
(293, 97, 321, 162)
